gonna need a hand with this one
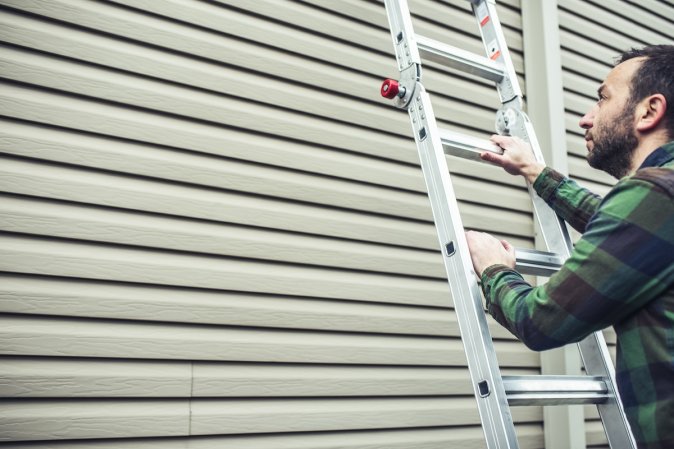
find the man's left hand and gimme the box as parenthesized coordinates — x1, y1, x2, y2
(465, 231, 516, 276)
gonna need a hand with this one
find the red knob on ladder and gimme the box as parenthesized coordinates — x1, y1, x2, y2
(380, 79, 401, 99)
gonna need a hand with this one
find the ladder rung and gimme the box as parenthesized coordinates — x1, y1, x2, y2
(438, 128, 502, 162)
(503, 375, 610, 406)
(416, 34, 505, 82)
(515, 248, 564, 277)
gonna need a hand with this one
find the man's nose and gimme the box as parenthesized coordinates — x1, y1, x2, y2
(579, 109, 594, 130)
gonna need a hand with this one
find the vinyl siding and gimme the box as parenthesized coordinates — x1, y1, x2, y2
(0, 0, 543, 447)
(557, 0, 674, 446)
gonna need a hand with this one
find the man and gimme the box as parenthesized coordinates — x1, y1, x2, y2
(466, 45, 674, 449)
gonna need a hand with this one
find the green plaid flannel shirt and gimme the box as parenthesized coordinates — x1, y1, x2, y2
(481, 142, 674, 449)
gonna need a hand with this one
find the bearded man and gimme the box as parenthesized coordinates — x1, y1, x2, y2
(466, 45, 674, 449)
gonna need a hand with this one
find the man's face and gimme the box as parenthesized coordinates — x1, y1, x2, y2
(579, 58, 643, 179)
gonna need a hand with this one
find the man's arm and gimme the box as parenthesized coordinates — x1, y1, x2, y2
(533, 167, 603, 233)
(478, 175, 674, 350)
(484, 135, 602, 233)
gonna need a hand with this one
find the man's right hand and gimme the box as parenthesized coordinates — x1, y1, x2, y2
(481, 135, 546, 185)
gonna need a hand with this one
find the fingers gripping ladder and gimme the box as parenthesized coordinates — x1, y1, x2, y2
(380, 1, 636, 448)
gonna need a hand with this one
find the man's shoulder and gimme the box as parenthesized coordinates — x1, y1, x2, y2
(630, 166, 674, 198)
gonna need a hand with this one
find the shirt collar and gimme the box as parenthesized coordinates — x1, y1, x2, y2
(638, 141, 674, 169)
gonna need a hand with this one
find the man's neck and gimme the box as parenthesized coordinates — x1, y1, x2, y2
(629, 133, 670, 173)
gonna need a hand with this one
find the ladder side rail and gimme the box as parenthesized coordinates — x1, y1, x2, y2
(384, 0, 421, 74)
(470, 0, 521, 104)
(383, 2, 519, 447)
(411, 83, 519, 449)
(469, 2, 637, 446)
(522, 119, 575, 256)
(578, 334, 637, 449)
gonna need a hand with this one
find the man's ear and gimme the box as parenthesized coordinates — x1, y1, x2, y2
(636, 94, 667, 132)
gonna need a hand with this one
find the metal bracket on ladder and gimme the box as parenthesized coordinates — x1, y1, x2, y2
(380, 1, 636, 448)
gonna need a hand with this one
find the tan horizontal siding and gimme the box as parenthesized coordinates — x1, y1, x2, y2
(0, 195, 447, 278)
(0, 3, 408, 145)
(0, 0, 542, 446)
(0, 399, 189, 441)
(0, 273, 519, 339)
(0, 119, 532, 216)
(0, 425, 545, 449)
(0, 41, 411, 166)
(0, 397, 540, 441)
(0, 235, 452, 306)
(1, 0, 391, 105)
(1, 356, 539, 398)
(303, 0, 524, 32)
(0, 154, 533, 251)
(0, 314, 456, 364)
(0, 398, 540, 448)
(0, 356, 192, 398)
(0, 313, 538, 366)
(0, 152, 434, 245)
(0, 0, 505, 134)
(0, 0, 528, 126)
(301, 0, 389, 28)
(560, 1, 659, 49)
(625, 0, 674, 23)
(0, 5, 509, 169)
(561, 0, 673, 43)
(558, 29, 616, 70)
(0, 3, 532, 214)
(0, 8, 415, 157)
(188, 397, 539, 437)
(562, 70, 610, 109)
(216, 0, 390, 54)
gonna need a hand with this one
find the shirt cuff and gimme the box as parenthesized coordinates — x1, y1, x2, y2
(533, 166, 567, 202)
(480, 264, 521, 307)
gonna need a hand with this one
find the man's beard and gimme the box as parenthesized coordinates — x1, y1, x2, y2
(586, 104, 639, 179)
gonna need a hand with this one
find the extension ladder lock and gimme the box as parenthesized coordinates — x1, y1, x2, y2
(380, 1, 636, 448)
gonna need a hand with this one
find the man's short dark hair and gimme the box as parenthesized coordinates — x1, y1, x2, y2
(617, 45, 674, 140)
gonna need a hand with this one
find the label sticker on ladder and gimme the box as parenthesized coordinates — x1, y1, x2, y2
(477, 3, 489, 26)
(487, 39, 501, 60)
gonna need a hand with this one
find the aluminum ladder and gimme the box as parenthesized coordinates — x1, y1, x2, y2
(380, 1, 636, 447)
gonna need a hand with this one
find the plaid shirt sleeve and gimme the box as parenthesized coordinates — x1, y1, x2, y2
(480, 168, 674, 351)
(532, 167, 603, 233)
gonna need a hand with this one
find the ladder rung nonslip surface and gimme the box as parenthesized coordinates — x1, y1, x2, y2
(416, 34, 505, 81)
